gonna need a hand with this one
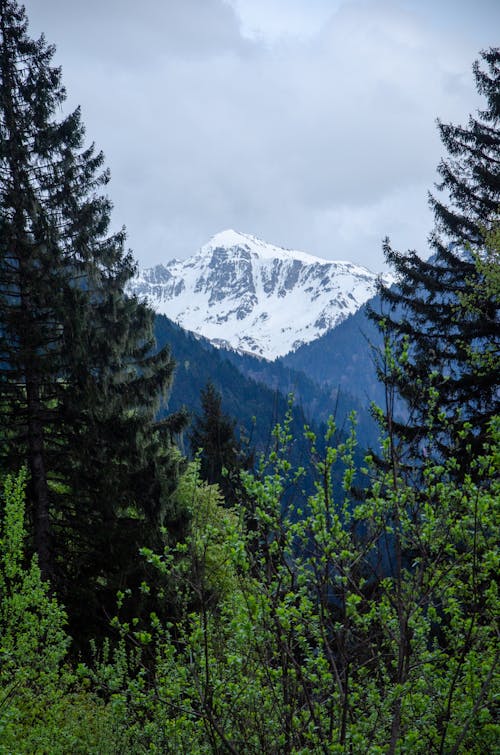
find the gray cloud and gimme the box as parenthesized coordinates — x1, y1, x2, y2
(22, 0, 499, 270)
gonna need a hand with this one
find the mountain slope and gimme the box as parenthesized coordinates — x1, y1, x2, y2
(154, 314, 374, 502)
(281, 296, 384, 405)
(133, 230, 391, 359)
(281, 292, 409, 428)
(220, 344, 381, 449)
(154, 314, 309, 455)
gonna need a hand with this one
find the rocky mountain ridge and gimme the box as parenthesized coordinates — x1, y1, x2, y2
(131, 230, 392, 359)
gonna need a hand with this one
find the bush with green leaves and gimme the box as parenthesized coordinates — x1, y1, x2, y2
(0, 470, 125, 754)
(92, 414, 499, 753)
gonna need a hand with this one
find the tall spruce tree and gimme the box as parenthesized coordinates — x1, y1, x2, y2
(0, 0, 185, 638)
(371, 47, 500, 468)
(189, 382, 253, 507)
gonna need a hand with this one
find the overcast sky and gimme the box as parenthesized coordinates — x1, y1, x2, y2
(22, 0, 499, 271)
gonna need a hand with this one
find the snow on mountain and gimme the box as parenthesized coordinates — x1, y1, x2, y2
(131, 230, 392, 360)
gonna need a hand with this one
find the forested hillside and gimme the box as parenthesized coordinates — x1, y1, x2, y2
(281, 294, 385, 408)
(0, 2, 498, 752)
(155, 314, 303, 454)
(155, 313, 381, 452)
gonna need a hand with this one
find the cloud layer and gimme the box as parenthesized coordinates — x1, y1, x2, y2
(22, 0, 499, 269)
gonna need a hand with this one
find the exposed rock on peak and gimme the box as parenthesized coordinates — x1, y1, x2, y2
(131, 230, 392, 359)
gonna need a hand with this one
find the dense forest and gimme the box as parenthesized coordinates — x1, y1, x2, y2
(0, 2, 498, 752)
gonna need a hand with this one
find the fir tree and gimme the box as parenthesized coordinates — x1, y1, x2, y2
(371, 48, 500, 469)
(189, 382, 253, 507)
(0, 0, 185, 638)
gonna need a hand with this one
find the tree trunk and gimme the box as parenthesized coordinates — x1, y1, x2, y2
(25, 370, 52, 582)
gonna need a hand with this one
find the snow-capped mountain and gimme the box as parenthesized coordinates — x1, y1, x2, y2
(131, 230, 391, 360)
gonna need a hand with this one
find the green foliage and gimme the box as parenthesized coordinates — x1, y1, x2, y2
(0, 470, 126, 753)
(458, 223, 500, 381)
(87, 415, 499, 753)
(0, 469, 68, 686)
(156, 459, 243, 603)
(0, 423, 497, 752)
(87, 462, 250, 752)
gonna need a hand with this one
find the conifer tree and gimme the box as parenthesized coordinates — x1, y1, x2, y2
(189, 382, 253, 507)
(0, 0, 185, 637)
(372, 48, 500, 468)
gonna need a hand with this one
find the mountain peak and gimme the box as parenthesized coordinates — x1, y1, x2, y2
(202, 229, 328, 265)
(131, 231, 390, 359)
(203, 229, 254, 249)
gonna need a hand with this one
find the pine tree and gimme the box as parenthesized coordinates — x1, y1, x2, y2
(189, 382, 253, 507)
(0, 0, 185, 638)
(371, 48, 500, 468)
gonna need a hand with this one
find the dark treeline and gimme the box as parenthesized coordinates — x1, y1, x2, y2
(0, 0, 187, 645)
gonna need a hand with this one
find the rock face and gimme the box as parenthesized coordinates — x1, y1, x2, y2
(131, 230, 392, 359)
